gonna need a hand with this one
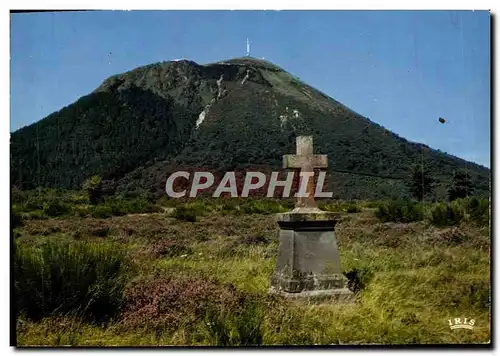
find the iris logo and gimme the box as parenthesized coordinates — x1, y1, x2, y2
(448, 317, 475, 330)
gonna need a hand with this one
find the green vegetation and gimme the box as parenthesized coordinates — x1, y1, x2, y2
(11, 58, 490, 200)
(467, 196, 490, 225)
(203, 294, 265, 346)
(448, 170, 476, 201)
(428, 202, 465, 227)
(82, 175, 104, 204)
(373, 198, 490, 228)
(406, 164, 435, 201)
(14, 239, 128, 322)
(319, 200, 363, 213)
(375, 201, 424, 223)
(13, 191, 490, 346)
(172, 205, 199, 222)
(11, 85, 200, 190)
(12, 189, 162, 221)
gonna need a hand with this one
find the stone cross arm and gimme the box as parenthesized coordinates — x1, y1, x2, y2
(282, 136, 328, 170)
(283, 154, 328, 170)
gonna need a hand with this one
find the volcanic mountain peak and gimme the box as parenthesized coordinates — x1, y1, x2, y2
(95, 56, 291, 96)
(93, 56, 338, 119)
(11, 56, 490, 199)
(210, 56, 285, 71)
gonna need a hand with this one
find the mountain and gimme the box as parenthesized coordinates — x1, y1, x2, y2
(10, 57, 490, 200)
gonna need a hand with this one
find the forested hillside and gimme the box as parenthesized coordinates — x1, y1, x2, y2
(11, 57, 490, 200)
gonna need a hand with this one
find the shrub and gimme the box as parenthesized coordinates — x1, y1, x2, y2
(428, 203, 464, 227)
(42, 200, 71, 217)
(21, 210, 49, 220)
(375, 201, 424, 223)
(80, 197, 163, 219)
(219, 199, 240, 213)
(280, 199, 295, 210)
(119, 276, 243, 333)
(82, 175, 103, 205)
(70, 193, 90, 205)
(363, 201, 382, 209)
(13, 191, 43, 212)
(448, 170, 474, 201)
(346, 204, 361, 213)
(320, 202, 345, 212)
(320, 201, 361, 213)
(87, 205, 115, 219)
(406, 164, 435, 201)
(14, 239, 128, 322)
(465, 197, 490, 226)
(173, 206, 199, 222)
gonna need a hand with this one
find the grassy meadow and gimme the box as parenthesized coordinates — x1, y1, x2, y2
(12, 189, 491, 346)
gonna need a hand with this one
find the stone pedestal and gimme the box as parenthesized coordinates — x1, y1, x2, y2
(269, 208, 355, 303)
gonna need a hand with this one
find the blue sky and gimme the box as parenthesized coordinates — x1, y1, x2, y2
(10, 10, 490, 167)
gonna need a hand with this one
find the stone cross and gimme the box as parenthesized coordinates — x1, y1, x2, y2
(271, 135, 353, 302)
(283, 136, 328, 209)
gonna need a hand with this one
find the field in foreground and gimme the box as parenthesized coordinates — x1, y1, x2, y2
(13, 196, 490, 346)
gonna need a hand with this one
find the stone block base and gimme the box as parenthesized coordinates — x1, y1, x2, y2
(269, 287, 355, 304)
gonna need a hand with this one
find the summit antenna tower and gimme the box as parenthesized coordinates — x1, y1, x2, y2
(246, 38, 250, 57)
